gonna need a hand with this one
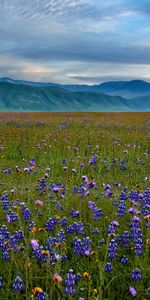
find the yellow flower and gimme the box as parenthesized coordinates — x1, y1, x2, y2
(38, 228, 46, 232)
(146, 239, 150, 245)
(41, 250, 50, 256)
(83, 272, 90, 278)
(55, 242, 61, 249)
(90, 251, 96, 256)
(31, 227, 37, 233)
(144, 215, 150, 220)
(32, 287, 43, 295)
(12, 205, 19, 210)
(108, 233, 117, 238)
(27, 263, 33, 268)
(93, 288, 98, 295)
(135, 184, 140, 188)
(4, 241, 9, 245)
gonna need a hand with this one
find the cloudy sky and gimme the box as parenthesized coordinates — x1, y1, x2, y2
(0, 0, 150, 84)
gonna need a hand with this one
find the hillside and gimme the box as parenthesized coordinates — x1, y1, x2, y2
(1, 78, 150, 99)
(0, 81, 149, 112)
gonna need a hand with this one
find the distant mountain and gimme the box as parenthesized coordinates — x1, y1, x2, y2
(1, 78, 150, 99)
(129, 94, 150, 111)
(62, 80, 150, 99)
(0, 77, 58, 87)
(0, 81, 149, 112)
(97, 80, 150, 98)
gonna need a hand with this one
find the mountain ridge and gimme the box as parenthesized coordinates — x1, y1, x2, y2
(0, 80, 150, 112)
(1, 77, 150, 99)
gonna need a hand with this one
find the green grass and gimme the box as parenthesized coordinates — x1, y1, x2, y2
(0, 112, 149, 300)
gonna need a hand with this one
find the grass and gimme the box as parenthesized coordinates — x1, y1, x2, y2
(0, 112, 149, 300)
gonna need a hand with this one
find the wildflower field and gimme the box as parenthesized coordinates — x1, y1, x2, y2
(0, 112, 149, 300)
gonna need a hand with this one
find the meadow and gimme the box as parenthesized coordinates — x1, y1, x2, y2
(0, 112, 149, 300)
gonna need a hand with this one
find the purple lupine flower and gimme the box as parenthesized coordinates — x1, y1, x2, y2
(52, 186, 60, 193)
(108, 239, 118, 259)
(36, 292, 46, 300)
(64, 269, 81, 296)
(88, 201, 95, 209)
(22, 207, 31, 220)
(80, 162, 84, 168)
(105, 262, 113, 272)
(131, 268, 142, 281)
(13, 275, 24, 291)
(132, 216, 141, 223)
(63, 166, 68, 171)
(0, 276, 3, 288)
(30, 158, 36, 166)
(120, 255, 128, 264)
(70, 209, 80, 218)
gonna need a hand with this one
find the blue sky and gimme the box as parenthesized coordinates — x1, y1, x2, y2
(0, 0, 150, 84)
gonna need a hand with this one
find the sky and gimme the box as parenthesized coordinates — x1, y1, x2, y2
(0, 0, 150, 84)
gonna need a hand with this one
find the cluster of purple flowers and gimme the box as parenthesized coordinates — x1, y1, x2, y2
(35, 178, 47, 193)
(117, 200, 126, 216)
(45, 216, 58, 232)
(120, 159, 126, 170)
(73, 176, 97, 198)
(13, 275, 24, 291)
(105, 262, 113, 272)
(49, 182, 65, 199)
(120, 255, 128, 264)
(51, 200, 64, 210)
(88, 200, 103, 221)
(105, 184, 113, 198)
(108, 220, 119, 234)
(64, 269, 81, 295)
(66, 221, 85, 235)
(29, 219, 37, 231)
(0, 276, 3, 288)
(131, 268, 142, 281)
(70, 209, 80, 218)
(0, 224, 24, 260)
(140, 188, 150, 216)
(122, 231, 130, 248)
(22, 207, 32, 220)
(130, 217, 143, 255)
(108, 239, 118, 259)
(3, 168, 12, 174)
(88, 154, 98, 169)
(72, 236, 92, 256)
(6, 210, 19, 222)
(36, 292, 46, 300)
(1, 192, 9, 210)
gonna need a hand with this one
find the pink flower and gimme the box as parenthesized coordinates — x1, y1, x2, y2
(30, 239, 39, 249)
(35, 200, 44, 206)
(129, 287, 137, 297)
(53, 273, 62, 283)
(84, 250, 90, 256)
(111, 221, 119, 227)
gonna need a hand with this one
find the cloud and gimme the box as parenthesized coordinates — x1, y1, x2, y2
(0, 0, 150, 83)
(0, 0, 93, 20)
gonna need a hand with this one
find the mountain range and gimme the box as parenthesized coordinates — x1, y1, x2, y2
(0, 77, 150, 111)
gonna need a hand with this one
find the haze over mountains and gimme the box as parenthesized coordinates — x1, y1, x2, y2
(0, 77, 150, 112)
